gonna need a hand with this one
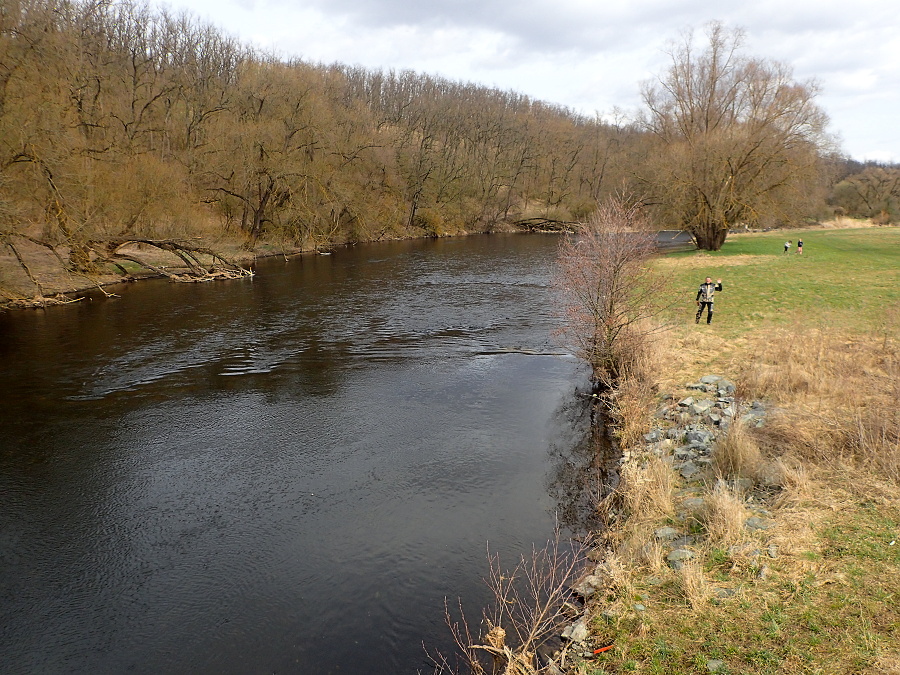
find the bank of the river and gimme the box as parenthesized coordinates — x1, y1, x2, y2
(0, 223, 540, 310)
(550, 225, 900, 673)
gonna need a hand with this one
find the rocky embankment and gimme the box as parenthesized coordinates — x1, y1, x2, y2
(543, 375, 781, 674)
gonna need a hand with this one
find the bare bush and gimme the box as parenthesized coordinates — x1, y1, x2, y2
(554, 193, 672, 387)
(432, 533, 589, 675)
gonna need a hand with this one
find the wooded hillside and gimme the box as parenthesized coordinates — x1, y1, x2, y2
(0, 1, 883, 301)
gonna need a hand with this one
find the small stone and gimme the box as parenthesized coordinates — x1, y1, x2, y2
(544, 663, 565, 675)
(667, 548, 695, 569)
(706, 658, 726, 673)
(674, 447, 695, 460)
(686, 429, 713, 445)
(572, 575, 604, 599)
(682, 497, 706, 510)
(561, 619, 589, 643)
(633, 603, 646, 612)
(671, 535, 696, 547)
(643, 429, 662, 443)
(745, 516, 776, 531)
(655, 526, 680, 541)
(678, 396, 694, 407)
(700, 375, 723, 385)
(690, 400, 715, 415)
(767, 545, 779, 559)
(680, 461, 700, 479)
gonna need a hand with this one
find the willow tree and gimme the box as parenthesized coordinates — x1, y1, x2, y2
(640, 22, 831, 250)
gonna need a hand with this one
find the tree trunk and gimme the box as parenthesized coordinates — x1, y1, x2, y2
(692, 223, 728, 251)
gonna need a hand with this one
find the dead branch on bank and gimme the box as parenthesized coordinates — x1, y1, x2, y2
(430, 532, 590, 675)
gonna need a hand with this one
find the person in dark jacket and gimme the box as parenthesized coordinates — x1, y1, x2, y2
(695, 277, 723, 324)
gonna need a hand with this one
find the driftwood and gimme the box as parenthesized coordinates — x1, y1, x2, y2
(513, 217, 579, 233)
(99, 238, 253, 282)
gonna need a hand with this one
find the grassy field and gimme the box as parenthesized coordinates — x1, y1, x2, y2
(575, 226, 900, 674)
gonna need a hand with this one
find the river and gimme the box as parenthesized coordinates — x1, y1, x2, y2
(0, 233, 594, 674)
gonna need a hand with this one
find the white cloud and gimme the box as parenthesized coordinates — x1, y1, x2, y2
(163, 0, 900, 161)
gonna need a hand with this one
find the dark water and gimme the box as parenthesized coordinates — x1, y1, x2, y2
(0, 234, 593, 674)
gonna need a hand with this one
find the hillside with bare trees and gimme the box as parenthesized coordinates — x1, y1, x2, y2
(0, 0, 645, 301)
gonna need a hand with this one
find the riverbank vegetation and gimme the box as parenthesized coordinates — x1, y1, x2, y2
(435, 225, 898, 674)
(2, 1, 898, 305)
(567, 226, 899, 673)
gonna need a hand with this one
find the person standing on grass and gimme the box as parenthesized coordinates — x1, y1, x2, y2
(797, 238, 803, 254)
(784, 240, 791, 253)
(696, 276, 723, 324)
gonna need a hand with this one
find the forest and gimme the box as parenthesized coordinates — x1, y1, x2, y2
(0, 0, 897, 301)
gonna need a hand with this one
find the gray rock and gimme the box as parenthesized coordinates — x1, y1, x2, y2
(561, 619, 589, 642)
(544, 663, 565, 675)
(686, 429, 713, 445)
(706, 658, 726, 673)
(667, 548, 695, 569)
(572, 575, 604, 599)
(730, 477, 754, 492)
(655, 526, 680, 541)
(678, 396, 695, 407)
(714, 587, 736, 598)
(767, 545, 779, 559)
(700, 375, 723, 385)
(680, 461, 701, 479)
(717, 379, 736, 395)
(682, 497, 706, 510)
(643, 429, 663, 443)
(745, 516, 776, 531)
(633, 603, 646, 612)
(671, 535, 697, 547)
(690, 400, 715, 415)
(687, 382, 710, 391)
(674, 447, 695, 460)
(667, 428, 685, 441)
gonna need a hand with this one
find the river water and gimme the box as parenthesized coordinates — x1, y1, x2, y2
(0, 234, 594, 674)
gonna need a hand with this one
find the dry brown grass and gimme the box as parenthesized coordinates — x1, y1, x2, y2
(675, 559, 711, 610)
(702, 482, 751, 545)
(616, 456, 677, 525)
(714, 420, 764, 482)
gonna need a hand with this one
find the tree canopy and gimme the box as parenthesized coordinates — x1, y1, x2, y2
(639, 22, 833, 250)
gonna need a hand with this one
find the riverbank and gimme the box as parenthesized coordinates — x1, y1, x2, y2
(559, 226, 900, 673)
(0, 223, 534, 310)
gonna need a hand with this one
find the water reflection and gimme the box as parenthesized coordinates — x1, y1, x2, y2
(0, 234, 590, 674)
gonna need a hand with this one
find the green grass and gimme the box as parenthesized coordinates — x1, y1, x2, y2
(660, 227, 900, 338)
(584, 500, 900, 673)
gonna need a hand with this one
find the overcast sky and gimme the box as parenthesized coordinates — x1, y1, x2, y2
(162, 0, 900, 162)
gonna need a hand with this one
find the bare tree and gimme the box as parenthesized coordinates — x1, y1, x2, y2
(640, 22, 832, 250)
(554, 193, 670, 386)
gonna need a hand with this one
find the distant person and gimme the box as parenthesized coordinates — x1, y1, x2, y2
(784, 240, 791, 253)
(797, 238, 803, 254)
(695, 277, 723, 324)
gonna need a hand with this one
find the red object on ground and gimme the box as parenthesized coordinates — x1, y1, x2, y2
(593, 644, 614, 654)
